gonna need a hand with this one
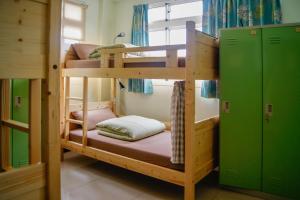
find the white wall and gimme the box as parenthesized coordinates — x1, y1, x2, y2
(281, 0, 300, 23)
(111, 1, 219, 122)
(63, 0, 103, 102)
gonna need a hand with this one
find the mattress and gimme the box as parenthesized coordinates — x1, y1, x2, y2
(69, 129, 184, 171)
(65, 57, 186, 68)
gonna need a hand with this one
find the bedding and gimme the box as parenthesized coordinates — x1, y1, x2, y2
(69, 129, 183, 171)
(72, 108, 116, 130)
(96, 115, 166, 141)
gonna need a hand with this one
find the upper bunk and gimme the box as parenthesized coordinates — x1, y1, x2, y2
(62, 21, 219, 80)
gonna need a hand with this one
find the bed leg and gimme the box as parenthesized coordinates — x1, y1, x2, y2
(184, 182, 195, 200)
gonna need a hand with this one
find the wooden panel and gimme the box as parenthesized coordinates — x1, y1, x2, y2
(193, 117, 219, 183)
(194, 31, 219, 80)
(0, 0, 47, 79)
(29, 79, 42, 164)
(63, 68, 186, 79)
(61, 140, 185, 186)
(0, 164, 46, 200)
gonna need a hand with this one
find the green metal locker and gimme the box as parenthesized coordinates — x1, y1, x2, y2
(11, 79, 29, 168)
(219, 28, 263, 190)
(262, 26, 300, 199)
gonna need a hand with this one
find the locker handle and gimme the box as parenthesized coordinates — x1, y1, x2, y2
(222, 101, 230, 113)
(265, 104, 273, 122)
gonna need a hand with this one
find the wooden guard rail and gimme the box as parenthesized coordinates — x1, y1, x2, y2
(100, 44, 186, 68)
(0, 79, 41, 171)
(64, 77, 89, 147)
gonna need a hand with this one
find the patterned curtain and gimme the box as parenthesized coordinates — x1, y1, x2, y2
(129, 4, 153, 95)
(201, 0, 282, 98)
(171, 81, 185, 164)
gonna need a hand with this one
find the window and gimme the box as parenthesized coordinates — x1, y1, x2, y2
(148, 0, 203, 56)
(63, 1, 86, 41)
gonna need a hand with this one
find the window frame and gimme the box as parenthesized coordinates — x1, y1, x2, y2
(148, 0, 202, 46)
(62, 0, 87, 41)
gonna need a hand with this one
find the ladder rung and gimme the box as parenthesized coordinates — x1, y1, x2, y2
(67, 119, 83, 125)
(66, 97, 83, 101)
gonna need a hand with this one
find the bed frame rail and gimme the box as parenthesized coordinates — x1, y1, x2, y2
(100, 44, 186, 68)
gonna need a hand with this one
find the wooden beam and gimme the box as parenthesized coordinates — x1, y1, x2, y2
(2, 120, 29, 133)
(64, 77, 70, 140)
(61, 140, 185, 186)
(100, 44, 186, 54)
(63, 68, 186, 79)
(47, 0, 62, 199)
(184, 21, 197, 200)
(1, 79, 12, 171)
(82, 77, 88, 146)
(29, 79, 42, 164)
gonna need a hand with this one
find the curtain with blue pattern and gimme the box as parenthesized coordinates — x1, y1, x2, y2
(201, 0, 282, 98)
(129, 4, 153, 95)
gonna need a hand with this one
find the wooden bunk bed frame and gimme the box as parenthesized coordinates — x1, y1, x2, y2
(0, 0, 61, 199)
(61, 21, 219, 200)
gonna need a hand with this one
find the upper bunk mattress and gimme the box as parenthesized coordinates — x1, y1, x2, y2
(65, 57, 186, 68)
(69, 129, 183, 171)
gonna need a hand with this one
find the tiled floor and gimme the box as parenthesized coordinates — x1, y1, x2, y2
(61, 152, 264, 200)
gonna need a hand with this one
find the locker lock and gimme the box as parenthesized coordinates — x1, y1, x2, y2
(15, 96, 22, 108)
(222, 101, 230, 113)
(265, 104, 273, 122)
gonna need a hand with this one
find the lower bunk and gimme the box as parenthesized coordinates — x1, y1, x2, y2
(61, 115, 219, 189)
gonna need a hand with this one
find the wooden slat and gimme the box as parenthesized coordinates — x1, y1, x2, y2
(63, 68, 186, 79)
(82, 77, 88, 146)
(100, 53, 109, 68)
(100, 44, 186, 54)
(0, 164, 46, 200)
(64, 77, 70, 140)
(66, 96, 83, 101)
(29, 79, 42, 164)
(114, 53, 124, 68)
(2, 119, 29, 133)
(67, 119, 83, 125)
(1, 80, 12, 171)
(69, 101, 113, 112)
(61, 140, 185, 186)
(47, 0, 62, 199)
(111, 79, 116, 114)
(123, 57, 166, 63)
(166, 49, 178, 68)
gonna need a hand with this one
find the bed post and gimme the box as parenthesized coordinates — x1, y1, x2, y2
(184, 21, 197, 200)
(111, 78, 117, 114)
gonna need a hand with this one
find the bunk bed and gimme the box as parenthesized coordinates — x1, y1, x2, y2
(61, 21, 219, 200)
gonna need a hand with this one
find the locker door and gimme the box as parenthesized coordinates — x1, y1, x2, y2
(11, 79, 29, 168)
(220, 28, 263, 190)
(263, 26, 300, 199)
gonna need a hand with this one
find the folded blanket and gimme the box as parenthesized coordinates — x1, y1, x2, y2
(96, 115, 166, 141)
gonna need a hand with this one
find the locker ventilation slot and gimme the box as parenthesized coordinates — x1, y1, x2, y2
(226, 38, 238, 46)
(269, 37, 281, 44)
